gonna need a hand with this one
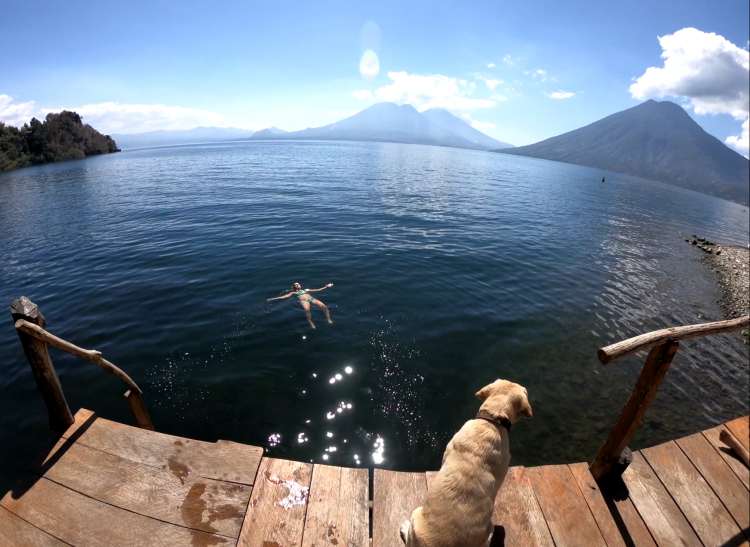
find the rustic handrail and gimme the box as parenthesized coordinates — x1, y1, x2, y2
(15, 319, 142, 394)
(597, 315, 749, 364)
(590, 315, 749, 481)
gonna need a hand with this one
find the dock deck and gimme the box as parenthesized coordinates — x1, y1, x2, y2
(1, 409, 747, 547)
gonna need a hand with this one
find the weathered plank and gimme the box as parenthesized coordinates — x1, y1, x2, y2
(642, 441, 741, 546)
(602, 492, 657, 547)
(372, 470, 427, 547)
(1, 475, 232, 547)
(621, 451, 702, 547)
(237, 457, 313, 547)
(492, 466, 555, 547)
(527, 465, 607, 547)
(568, 463, 626, 547)
(30, 437, 251, 537)
(676, 432, 750, 533)
(301, 464, 368, 547)
(725, 416, 750, 451)
(62, 409, 263, 485)
(0, 506, 69, 547)
(590, 342, 680, 480)
(703, 425, 750, 490)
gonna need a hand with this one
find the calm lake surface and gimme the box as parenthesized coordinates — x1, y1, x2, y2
(1, 140, 748, 491)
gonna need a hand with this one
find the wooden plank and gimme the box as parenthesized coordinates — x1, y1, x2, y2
(301, 464, 368, 547)
(237, 457, 313, 547)
(62, 409, 262, 485)
(590, 342, 679, 480)
(492, 466, 555, 547)
(604, 494, 657, 547)
(1, 475, 232, 547)
(703, 425, 750, 490)
(621, 451, 702, 547)
(0, 507, 69, 547)
(642, 441, 741, 546)
(676, 432, 750, 533)
(725, 416, 750, 451)
(30, 437, 251, 537)
(372, 470, 427, 547)
(527, 465, 607, 547)
(568, 463, 626, 547)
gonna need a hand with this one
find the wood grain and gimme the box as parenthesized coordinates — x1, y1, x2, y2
(676, 432, 750, 533)
(301, 464, 369, 547)
(1, 475, 232, 547)
(237, 457, 313, 547)
(597, 315, 749, 364)
(600, 492, 657, 547)
(0, 506, 69, 547)
(30, 437, 251, 537)
(372, 470, 427, 547)
(621, 451, 702, 547)
(527, 465, 607, 547)
(61, 410, 263, 485)
(568, 463, 626, 547)
(703, 425, 750, 490)
(725, 416, 750, 451)
(642, 440, 740, 546)
(590, 342, 680, 480)
(492, 466, 554, 547)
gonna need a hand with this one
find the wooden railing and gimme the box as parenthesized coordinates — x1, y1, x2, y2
(10, 296, 153, 434)
(589, 315, 750, 480)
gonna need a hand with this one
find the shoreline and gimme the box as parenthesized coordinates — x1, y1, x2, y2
(689, 235, 750, 342)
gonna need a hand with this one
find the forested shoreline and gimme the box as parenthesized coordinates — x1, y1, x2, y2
(0, 111, 119, 172)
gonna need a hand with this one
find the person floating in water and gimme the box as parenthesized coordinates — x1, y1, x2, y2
(602, 176, 605, 182)
(267, 282, 334, 329)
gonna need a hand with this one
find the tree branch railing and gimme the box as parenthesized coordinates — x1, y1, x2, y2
(589, 315, 750, 481)
(10, 297, 154, 434)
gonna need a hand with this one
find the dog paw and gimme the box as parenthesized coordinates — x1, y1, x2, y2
(399, 520, 410, 544)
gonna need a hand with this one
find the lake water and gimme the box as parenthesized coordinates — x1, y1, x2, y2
(1, 140, 748, 492)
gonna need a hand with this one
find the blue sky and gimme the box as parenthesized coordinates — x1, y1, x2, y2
(1, 0, 748, 151)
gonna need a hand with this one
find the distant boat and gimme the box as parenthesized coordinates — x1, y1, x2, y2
(602, 176, 605, 182)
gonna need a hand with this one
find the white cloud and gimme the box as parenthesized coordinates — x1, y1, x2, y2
(546, 91, 575, 99)
(503, 55, 514, 66)
(352, 90, 374, 100)
(630, 28, 749, 152)
(467, 117, 495, 129)
(534, 70, 547, 82)
(487, 63, 495, 68)
(41, 102, 258, 134)
(725, 117, 749, 153)
(490, 93, 508, 101)
(472, 74, 502, 89)
(0, 94, 36, 126)
(372, 71, 496, 111)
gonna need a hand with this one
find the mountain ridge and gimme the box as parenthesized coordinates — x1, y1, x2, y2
(111, 126, 255, 149)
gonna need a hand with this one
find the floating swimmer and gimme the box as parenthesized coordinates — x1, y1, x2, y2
(267, 282, 334, 329)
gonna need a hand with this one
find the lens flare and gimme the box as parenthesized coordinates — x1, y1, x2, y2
(359, 51, 379, 80)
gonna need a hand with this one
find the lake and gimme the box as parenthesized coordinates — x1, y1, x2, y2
(1, 140, 748, 492)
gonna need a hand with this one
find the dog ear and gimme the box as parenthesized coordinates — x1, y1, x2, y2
(518, 394, 533, 419)
(476, 385, 492, 401)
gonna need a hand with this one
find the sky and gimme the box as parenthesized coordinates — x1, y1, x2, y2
(1, 0, 748, 152)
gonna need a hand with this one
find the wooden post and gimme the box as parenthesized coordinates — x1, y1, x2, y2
(125, 390, 154, 431)
(10, 297, 74, 435)
(589, 341, 679, 480)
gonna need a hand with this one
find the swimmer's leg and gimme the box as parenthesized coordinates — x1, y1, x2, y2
(301, 301, 315, 329)
(313, 299, 332, 324)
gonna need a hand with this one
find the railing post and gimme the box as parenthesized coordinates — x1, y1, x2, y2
(589, 341, 680, 480)
(10, 297, 74, 435)
(125, 390, 155, 431)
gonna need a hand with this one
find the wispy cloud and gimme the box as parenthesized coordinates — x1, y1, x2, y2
(472, 73, 502, 90)
(352, 90, 374, 100)
(0, 94, 36, 127)
(487, 63, 495, 68)
(630, 27, 749, 153)
(362, 71, 496, 111)
(546, 91, 575, 99)
(503, 55, 515, 66)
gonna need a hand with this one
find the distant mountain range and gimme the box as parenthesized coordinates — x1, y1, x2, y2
(247, 103, 514, 150)
(111, 126, 255, 149)
(496, 100, 750, 205)
(250, 127, 289, 139)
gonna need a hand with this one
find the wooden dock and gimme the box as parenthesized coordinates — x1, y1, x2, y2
(1, 409, 747, 547)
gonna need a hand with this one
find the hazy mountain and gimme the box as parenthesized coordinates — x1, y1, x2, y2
(421, 108, 514, 149)
(251, 102, 498, 150)
(111, 126, 255, 149)
(250, 127, 289, 139)
(497, 100, 749, 204)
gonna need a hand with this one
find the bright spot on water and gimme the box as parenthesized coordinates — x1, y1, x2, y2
(346, 403, 352, 409)
(335, 374, 342, 380)
(345, 366, 353, 374)
(327, 412, 335, 419)
(268, 433, 282, 447)
(312, 373, 317, 378)
(372, 436, 385, 464)
(322, 454, 329, 460)
(360, 50, 379, 80)
(326, 431, 333, 438)
(329, 378, 336, 384)
(302, 336, 306, 340)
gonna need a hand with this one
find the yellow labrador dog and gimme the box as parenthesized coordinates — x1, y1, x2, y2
(400, 379, 532, 547)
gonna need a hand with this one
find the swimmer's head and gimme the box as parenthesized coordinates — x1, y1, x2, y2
(293, 282, 302, 290)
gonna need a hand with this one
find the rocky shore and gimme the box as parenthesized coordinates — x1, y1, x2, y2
(686, 235, 749, 343)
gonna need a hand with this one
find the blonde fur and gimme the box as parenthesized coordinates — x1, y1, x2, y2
(400, 379, 532, 547)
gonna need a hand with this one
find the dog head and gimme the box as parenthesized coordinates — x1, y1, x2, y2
(475, 379, 533, 423)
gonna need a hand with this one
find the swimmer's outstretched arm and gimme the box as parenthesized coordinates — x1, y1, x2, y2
(267, 292, 295, 302)
(306, 283, 334, 293)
